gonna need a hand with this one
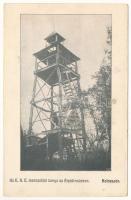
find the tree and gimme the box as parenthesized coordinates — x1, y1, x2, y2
(84, 27, 112, 155)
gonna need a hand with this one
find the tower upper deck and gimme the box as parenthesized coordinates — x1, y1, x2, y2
(33, 32, 80, 85)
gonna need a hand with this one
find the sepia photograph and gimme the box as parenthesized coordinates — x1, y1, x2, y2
(20, 14, 112, 171)
(4, 4, 128, 196)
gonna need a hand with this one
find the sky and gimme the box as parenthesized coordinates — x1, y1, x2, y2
(21, 14, 111, 130)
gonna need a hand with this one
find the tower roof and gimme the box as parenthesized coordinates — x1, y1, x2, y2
(44, 32, 65, 44)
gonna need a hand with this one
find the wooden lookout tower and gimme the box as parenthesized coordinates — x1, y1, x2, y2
(25, 32, 87, 161)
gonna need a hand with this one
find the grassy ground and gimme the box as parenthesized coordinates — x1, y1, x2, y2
(21, 149, 111, 171)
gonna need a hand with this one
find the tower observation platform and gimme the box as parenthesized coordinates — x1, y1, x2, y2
(33, 33, 80, 86)
(25, 32, 87, 162)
